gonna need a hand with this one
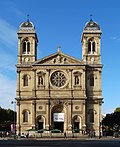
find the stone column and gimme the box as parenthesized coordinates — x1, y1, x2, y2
(82, 100, 86, 132)
(69, 69, 73, 98)
(82, 69, 86, 96)
(16, 101, 21, 135)
(67, 101, 72, 132)
(32, 69, 36, 97)
(67, 69, 73, 132)
(47, 69, 51, 97)
(32, 100, 36, 129)
(45, 101, 50, 130)
(99, 101, 102, 136)
(18, 37, 21, 63)
(16, 70, 21, 97)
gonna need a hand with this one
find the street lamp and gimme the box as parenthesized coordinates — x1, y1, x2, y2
(11, 101, 16, 139)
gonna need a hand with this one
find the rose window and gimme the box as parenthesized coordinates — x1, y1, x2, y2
(51, 71, 67, 87)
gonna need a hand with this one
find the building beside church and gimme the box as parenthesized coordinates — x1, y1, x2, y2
(16, 18, 103, 136)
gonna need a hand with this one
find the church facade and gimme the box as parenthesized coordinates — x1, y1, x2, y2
(16, 19, 103, 136)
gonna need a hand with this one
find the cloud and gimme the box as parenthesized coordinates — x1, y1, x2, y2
(0, 73, 16, 110)
(111, 35, 120, 41)
(0, 18, 17, 48)
(4, 0, 25, 18)
(12, 7, 25, 18)
(0, 53, 16, 72)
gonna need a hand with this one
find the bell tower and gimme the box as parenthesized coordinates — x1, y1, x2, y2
(17, 18, 38, 64)
(82, 19, 103, 136)
(81, 19, 102, 64)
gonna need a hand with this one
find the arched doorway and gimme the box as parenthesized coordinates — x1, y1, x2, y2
(36, 115, 45, 131)
(51, 105, 64, 132)
(72, 115, 81, 133)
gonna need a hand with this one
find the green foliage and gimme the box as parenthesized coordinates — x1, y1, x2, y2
(102, 111, 120, 131)
(0, 107, 16, 131)
(114, 107, 120, 113)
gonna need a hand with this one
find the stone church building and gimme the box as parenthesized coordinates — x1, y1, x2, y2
(16, 19, 103, 136)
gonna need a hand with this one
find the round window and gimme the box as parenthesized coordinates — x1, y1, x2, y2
(51, 71, 67, 87)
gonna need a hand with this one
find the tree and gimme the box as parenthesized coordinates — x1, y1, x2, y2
(102, 108, 120, 136)
(0, 107, 16, 131)
(114, 107, 120, 113)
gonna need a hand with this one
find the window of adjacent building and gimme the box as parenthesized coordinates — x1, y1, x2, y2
(88, 41, 96, 54)
(90, 75, 94, 86)
(23, 110, 28, 122)
(23, 75, 28, 86)
(22, 41, 30, 54)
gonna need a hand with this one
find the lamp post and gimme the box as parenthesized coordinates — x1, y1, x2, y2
(11, 101, 16, 139)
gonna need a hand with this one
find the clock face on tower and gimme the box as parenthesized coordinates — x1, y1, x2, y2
(50, 71, 67, 88)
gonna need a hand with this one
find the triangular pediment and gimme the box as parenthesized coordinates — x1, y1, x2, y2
(32, 51, 84, 65)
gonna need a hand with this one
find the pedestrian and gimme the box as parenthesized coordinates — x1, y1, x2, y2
(99, 132, 101, 139)
(26, 133, 29, 138)
(90, 131, 93, 138)
(64, 131, 66, 138)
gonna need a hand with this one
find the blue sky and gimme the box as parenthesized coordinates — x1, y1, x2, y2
(0, 0, 120, 114)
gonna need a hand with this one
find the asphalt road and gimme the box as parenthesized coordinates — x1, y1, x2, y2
(0, 139, 120, 147)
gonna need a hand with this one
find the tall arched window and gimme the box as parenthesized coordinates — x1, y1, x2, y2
(23, 42, 26, 53)
(88, 39, 96, 54)
(27, 42, 30, 53)
(23, 75, 28, 86)
(22, 41, 30, 54)
(90, 75, 94, 86)
(88, 42, 91, 53)
(92, 42, 95, 53)
(23, 110, 28, 122)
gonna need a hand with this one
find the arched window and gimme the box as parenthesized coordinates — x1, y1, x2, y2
(88, 39, 96, 54)
(90, 75, 94, 86)
(27, 42, 30, 53)
(22, 41, 30, 54)
(88, 42, 91, 53)
(23, 110, 28, 122)
(23, 42, 26, 53)
(23, 75, 28, 86)
(92, 42, 95, 53)
(90, 110, 94, 123)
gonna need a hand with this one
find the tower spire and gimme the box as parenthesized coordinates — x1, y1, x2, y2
(90, 14, 93, 21)
(27, 14, 30, 22)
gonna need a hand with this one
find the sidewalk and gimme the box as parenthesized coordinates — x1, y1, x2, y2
(0, 136, 120, 141)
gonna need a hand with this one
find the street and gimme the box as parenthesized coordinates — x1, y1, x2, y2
(0, 139, 120, 147)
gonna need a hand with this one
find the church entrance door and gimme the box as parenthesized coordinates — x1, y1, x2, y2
(54, 122, 64, 132)
(73, 115, 81, 133)
(38, 122, 43, 130)
(53, 112, 64, 132)
(51, 105, 64, 132)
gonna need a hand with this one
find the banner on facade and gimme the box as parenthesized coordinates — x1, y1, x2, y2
(53, 113, 64, 122)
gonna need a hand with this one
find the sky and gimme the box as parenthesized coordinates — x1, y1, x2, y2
(0, 0, 120, 114)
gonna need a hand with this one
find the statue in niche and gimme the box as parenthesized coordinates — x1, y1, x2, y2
(39, 76, 43, 85)
(75, 76, 79, 85)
